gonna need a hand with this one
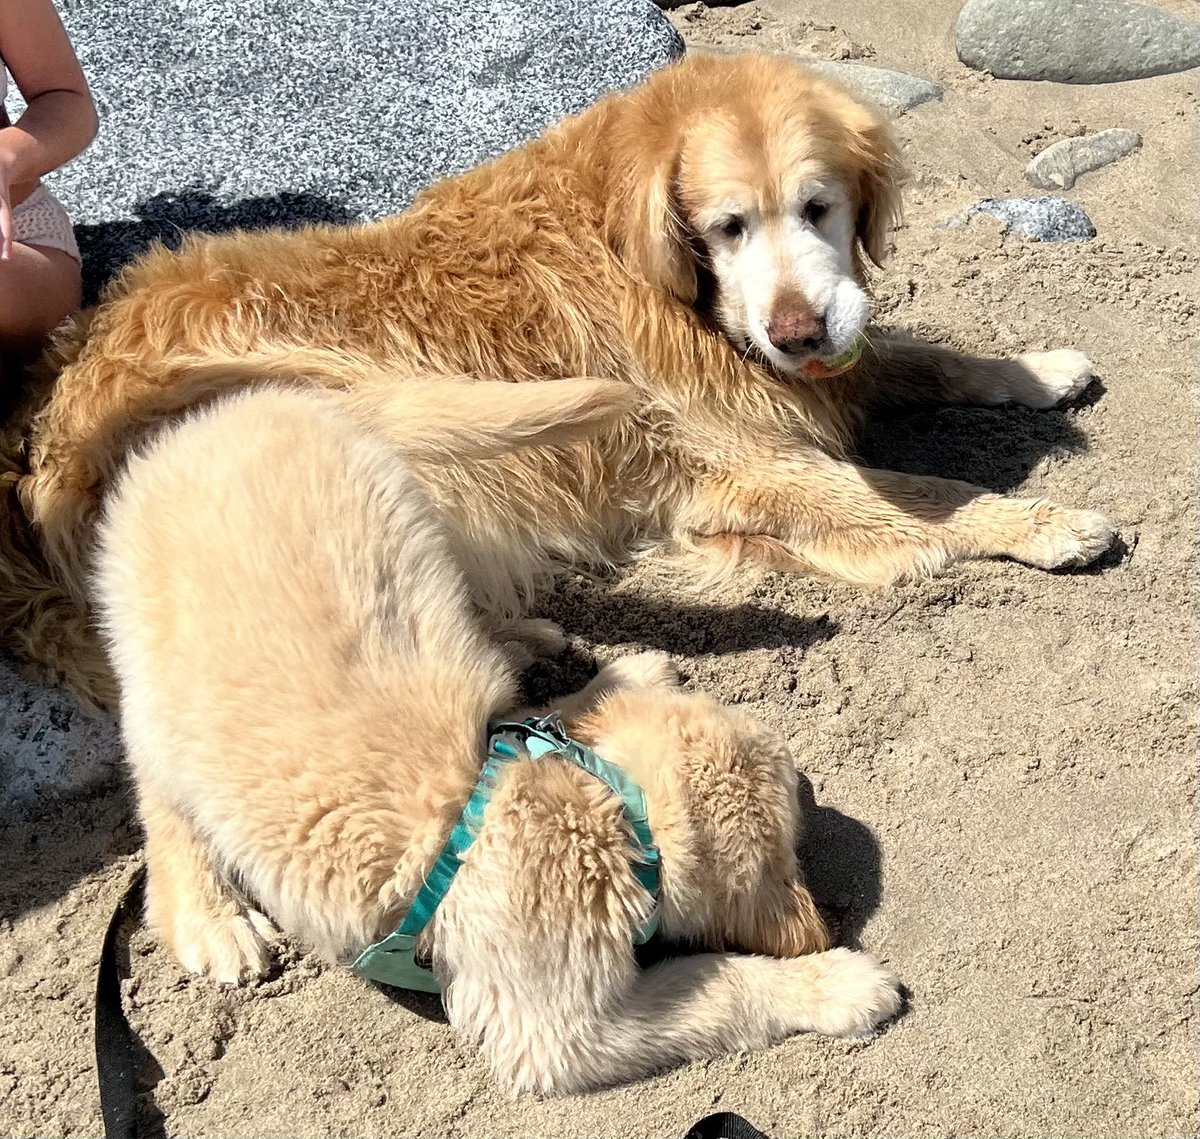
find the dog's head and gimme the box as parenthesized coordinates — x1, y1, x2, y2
(575, 683, 830, 958)
(605, 52, 903, 377)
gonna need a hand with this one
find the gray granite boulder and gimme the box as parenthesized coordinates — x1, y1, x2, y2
(956, 0, 1200, 83)
(35, 0, 683, 303)
(805, 60, 944, 113)
(950, 196, 1097, 242)
(1025, 129, 1142, 190)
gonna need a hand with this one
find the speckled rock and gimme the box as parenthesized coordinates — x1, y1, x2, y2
(1025, 129, 1143, 190)
(953, 196, 1098, 242)
(33, 0, 683, 303)
(804, 60, 944, 113)
(956, 0, 1200, 83)
(696, 46, 943, 114)
(0, 658, 120, 821)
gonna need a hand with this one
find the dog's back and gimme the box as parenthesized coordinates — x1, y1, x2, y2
(95, 378, 626, 962)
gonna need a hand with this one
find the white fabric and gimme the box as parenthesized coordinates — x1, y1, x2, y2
(12, 184, 80, 262)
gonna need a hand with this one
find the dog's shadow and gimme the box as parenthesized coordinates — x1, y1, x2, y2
(795, 774, 883, 951)
(859, 329, 1104, 498)
(522, 587, 840, 703)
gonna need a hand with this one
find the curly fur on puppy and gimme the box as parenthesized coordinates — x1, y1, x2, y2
(1, 51, 1114, 707)
(95, 382, 901, 1094)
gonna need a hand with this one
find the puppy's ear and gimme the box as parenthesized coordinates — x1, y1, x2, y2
(606, 123, 698, 304)
(760, 879, 831, 957)
(841, 103, 905, 271)
(732, 878, 831, 958)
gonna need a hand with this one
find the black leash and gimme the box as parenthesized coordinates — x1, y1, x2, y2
(92, 866, 771, 1139)
(94, 866, 147, 1139)
(684, 1113, 772, 1139)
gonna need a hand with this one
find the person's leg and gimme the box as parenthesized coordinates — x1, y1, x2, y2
(0, 241, 81, 355)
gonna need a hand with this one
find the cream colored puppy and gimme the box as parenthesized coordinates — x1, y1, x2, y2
(95, 382, 902, 1094)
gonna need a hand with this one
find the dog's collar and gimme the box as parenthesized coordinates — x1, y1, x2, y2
(801, 333, 866, 379)
(352, 714, 661, 994)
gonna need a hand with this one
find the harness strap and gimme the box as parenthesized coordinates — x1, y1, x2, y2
(352, 714, 661, 992)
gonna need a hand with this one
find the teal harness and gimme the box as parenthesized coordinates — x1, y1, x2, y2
(352, 714, 661, 994)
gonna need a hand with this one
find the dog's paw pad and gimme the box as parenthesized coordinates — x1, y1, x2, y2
(597, 651, 680, 691)
(1018, 506, 1116, 569)
(172, 906, 274, 985)
(802, 948, 903, 1038)
(1011, 349, 1094, 409)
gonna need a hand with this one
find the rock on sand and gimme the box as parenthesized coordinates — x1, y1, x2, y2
(1025, 128, 1143, 190)
(956, 0, 1200, 83)
(804, 60, 943, 113)
(947, 196, 1098, 241)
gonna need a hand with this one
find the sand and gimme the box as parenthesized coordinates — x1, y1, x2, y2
(1, 1, 1196, 1136)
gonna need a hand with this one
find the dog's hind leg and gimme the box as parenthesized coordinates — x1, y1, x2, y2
(861, 334, 1095, 411)
(138, 784, 275, 985)
(491, 617, 568, 671)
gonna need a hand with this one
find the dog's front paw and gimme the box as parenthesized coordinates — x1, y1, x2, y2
(595, 651, 680, 691)
(168, 903, 276, 985)
(796, 948, 903, 1039)
(1008, 349, 1094, 409)
(1013, 504, 1116, 569)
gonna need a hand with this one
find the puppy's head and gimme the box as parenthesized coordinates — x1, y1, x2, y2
(574, 683, 830, 958)
(606, 52, 903, 377)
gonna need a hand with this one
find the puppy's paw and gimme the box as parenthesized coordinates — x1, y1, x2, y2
(1013, 504, 1116, 569)
(595, 651, 680, 691)
(798, 948, 903, 1039)
(1008, 349, 1094, 409)
(495, 618, 567, 669)
(168, 903, 276, 985)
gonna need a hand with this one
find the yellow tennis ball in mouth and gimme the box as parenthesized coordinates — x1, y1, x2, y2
(802, 334, 866, 379)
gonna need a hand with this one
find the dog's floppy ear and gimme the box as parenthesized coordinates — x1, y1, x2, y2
(605, 115, 698, 304)
(734, 878, 831, 958)
(840, 103, 905, 272)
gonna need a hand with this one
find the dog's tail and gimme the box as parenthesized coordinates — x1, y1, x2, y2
(341, 376, 634, 463)
(163, 344, 635, 462)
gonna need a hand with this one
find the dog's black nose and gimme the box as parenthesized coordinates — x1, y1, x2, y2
(767, 311, 826, 355)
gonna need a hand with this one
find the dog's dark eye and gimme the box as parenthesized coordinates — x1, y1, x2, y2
(717, 216, 745, 240)
(804, 200, 829, 225)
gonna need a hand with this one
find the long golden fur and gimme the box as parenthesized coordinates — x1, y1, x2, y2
(0, 51, 1114, 708)
(96, 381, 902, 1094)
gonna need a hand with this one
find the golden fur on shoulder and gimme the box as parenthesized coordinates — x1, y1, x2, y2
(0, 51, 1113, 707)
(95, 381, 901, 1093)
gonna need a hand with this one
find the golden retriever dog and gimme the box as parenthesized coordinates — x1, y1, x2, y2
(2, 50, 1114, 708)
(95, 380, 902, 1094)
